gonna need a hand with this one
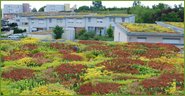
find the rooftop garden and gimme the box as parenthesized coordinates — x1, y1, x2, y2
(121, 23, 176, 33)
(165, 22, 184, 28)
(1, 38, 184, 95)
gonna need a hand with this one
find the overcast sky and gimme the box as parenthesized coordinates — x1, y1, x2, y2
(1, 1, 184, 10)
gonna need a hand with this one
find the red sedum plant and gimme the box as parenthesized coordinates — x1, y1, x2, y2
(2, 69, 35, 81)
(78, 82, 121, 95)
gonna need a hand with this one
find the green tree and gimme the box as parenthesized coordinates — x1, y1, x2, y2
(38, 6, 46, 12)
(133, 0, 141, 7)
(92, 1, 103, 9)
(107, 25, 113, 38)
(78, 6, 90, 11)
(32, 8, 37, 12)
(53, 25, 64, 39)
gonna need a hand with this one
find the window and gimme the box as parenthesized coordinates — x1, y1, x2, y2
(49, 27, 53, 30)
(109, 17, 115, 22)
(122, 18, 125, 22)
(163, 38, 180, 44)
(88, 18, 91, 22)
(97, 18, 103, 23)
(68, 19, 73, 23)
(57, 19, 62, 23)
(39, 19, 44, 24)
(49, 18, 52, 23)
(76, 19, 82, 23)
(137, 37, 147, 42)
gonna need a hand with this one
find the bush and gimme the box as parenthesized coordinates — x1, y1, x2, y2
(78, 31, 96, 40)
(107, 25, 114, 38)
(53, 25, 64, 39)
(13, 28, 26, 34)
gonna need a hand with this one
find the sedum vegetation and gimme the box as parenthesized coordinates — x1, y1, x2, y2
(0, 38, 184, 95)
(122, 23, 176, 33)
(165, 22, 184, 28)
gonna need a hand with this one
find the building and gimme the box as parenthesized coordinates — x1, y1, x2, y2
(44, 4, 71, 12)
(64, 4, 70, 11)
(15, 12, 135, 34)
(3, 4, 30, 20)
(23, 3, 31, 12)
(3, 4, 23, 14)
(114, 22, 184, 47)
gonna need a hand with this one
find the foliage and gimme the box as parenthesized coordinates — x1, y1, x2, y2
(122, 23, 175, 33)
(2, 69, 35, 81)
(165, 22, 184, 28)
(78, 82, 121, 95)
(107, 25, 114, 38)
(1, 38, 183, 95)
(53, 25, 64, 39)
(13, 28, 26, 34)
(83, 66, 112, 81)
(20, 83, 76, 95)
(19, 37, 40, 44)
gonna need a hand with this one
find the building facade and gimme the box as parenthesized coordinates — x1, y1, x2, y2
(3, 4, 31, 20)
(15, 13, 135, 35)
(44, 4, 69, 12)
(27, 14, 135, 35)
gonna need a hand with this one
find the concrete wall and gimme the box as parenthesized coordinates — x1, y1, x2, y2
(114, 24, 128, 42)
(128, 35, 184, 44)
(62, 28, 75, 40)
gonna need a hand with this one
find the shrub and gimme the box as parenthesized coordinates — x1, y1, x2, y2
(13, 28, 26, 34)
(53, 25, 64, 39)
(107, 25, 114, 38)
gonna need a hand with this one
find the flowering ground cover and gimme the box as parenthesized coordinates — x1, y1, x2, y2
(0, 38, 184, 95)
(122, 23, 176, 33)
(165, 22, 184, 28)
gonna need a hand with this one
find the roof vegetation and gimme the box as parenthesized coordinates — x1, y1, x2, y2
(121, 23, 176, 33)
(165, 22, 184, 28)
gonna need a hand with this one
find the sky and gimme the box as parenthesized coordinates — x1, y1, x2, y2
(1, 1, 184, 10)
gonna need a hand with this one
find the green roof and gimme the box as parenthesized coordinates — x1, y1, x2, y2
(121, 23, 176, 34)
(165, 22, 184, 28)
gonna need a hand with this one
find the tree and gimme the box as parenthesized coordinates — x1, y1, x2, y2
(8, 23, 18, 28)
(38, 6, 46, 12)
(133, 0, 141, 7)
(53, 25, 64, 39)
(91, 1, 104, 11)
(32, 8, 37, 12)
(78, 6, 90, 11)
(107, 25, 114, 38)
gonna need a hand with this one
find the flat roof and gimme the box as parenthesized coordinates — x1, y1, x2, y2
(18, 12, 133, 18)
(121, 23, 177, 34)
(164, 22, 184, 28)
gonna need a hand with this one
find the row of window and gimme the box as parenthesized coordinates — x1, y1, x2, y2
(137, 37, 181, 44)
(34, 17, 126, 24)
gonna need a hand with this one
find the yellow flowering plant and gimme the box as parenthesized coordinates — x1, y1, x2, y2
(19, 37, 40, 44)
